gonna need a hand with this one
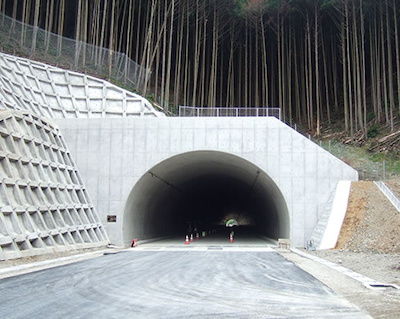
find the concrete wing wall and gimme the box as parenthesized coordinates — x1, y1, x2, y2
(56, 117, 358, 247)
(0, 53, 164, 118)
(0, 110, 109, 260)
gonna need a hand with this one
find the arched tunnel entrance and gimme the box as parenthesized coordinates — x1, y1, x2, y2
(123, 151, 289, 246)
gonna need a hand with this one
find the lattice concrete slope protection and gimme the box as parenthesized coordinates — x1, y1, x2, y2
(0, 52, 164, 118)
(0, 110, 109, 260)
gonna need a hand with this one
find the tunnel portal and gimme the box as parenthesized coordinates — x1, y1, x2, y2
(57, 116, 359, 248)
(123, 151, 289, 245)
(1, 53, 360, 254)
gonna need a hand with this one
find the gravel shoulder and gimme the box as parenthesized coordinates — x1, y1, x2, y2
(306, 181, 400, 287)
(386, 180, 400, 199)
(0, 247, 109, 270)
(301, 180, 400, 319)
(281, 249, 400, 319)
(306, 250, 400, 287)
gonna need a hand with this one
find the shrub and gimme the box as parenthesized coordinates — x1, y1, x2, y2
(367, 125, 379, 138)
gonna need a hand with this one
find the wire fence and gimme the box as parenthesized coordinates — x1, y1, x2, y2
(0, 11, 149, 92)
(314, 138, 399, 181)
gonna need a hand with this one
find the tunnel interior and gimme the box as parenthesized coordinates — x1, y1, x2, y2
(123, 151, 289, 245)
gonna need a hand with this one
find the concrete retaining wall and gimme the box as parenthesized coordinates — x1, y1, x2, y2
(0, 110, 109, 260)
(0, 53, 164, 118)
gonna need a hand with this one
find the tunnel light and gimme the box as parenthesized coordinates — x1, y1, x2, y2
(225, 219, 238, 227)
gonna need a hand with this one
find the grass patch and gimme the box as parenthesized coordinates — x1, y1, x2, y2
(318, 139, 400, 180)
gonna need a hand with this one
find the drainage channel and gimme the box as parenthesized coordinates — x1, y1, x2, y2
(368, 283, 399, 290)
(207, 246, 224, 250)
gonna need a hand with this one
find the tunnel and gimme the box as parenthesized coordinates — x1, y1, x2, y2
(123, 151, 290, 246)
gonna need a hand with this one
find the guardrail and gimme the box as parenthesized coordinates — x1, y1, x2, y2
(179, 106, 281, 119)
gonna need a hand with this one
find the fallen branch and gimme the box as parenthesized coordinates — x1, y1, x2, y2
(378, 131, 400, 143)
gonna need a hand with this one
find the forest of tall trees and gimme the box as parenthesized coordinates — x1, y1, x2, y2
(1, 0, 399, 136)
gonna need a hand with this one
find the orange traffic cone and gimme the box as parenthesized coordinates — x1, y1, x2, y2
(229, 233, 234, 243)
(190, 234, 194, 242)
(131, 238, 138, 247)
(185, 235, 190, 245)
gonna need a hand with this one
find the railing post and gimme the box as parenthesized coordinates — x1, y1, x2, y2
(383, 160, 386, 181)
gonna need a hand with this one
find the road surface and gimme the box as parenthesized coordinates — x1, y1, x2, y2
(0, 246, 371, 318)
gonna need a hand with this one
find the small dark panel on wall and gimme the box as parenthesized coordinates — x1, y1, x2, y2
(107, 215, 117, 222)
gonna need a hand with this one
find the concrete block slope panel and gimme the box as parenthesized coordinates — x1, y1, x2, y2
(0, 110, 109, 260)
(0, 53, 164, 118)
(56, 117, 358, 247)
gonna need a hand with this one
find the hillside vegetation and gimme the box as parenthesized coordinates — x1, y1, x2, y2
(0, 0, 399, 179)
(1, 1, 400, 131)
(315, 119, 400, 180)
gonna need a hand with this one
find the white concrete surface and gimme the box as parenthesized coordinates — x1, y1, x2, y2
(0, 52, 163, 118)
(56, 117, 358, 247)
(318, 181, 352, 250)
(0, 110, 109, 260)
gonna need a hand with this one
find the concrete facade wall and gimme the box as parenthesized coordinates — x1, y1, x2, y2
(56, 117, 358, 247)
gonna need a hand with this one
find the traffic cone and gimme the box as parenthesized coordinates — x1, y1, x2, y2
(196, 233, 199, 240)
(185, 235, 190, 245)
(190, 234, 194, 242)
(131, 238, 138, 247)
(230, 233, 234, 243)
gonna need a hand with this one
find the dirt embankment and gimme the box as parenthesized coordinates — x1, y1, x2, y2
(310, 181, 400, 288)
(385, 180, 400, 199)
(337, 181, 400, 253)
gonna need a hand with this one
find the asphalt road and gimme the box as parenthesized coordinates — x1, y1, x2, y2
(0, 248, 371, 319)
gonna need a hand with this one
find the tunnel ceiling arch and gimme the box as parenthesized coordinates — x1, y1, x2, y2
(123, 151, 289, 245)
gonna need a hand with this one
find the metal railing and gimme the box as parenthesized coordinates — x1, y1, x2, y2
(179, 106, 281, 119)
(374, 181, 400, 212)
